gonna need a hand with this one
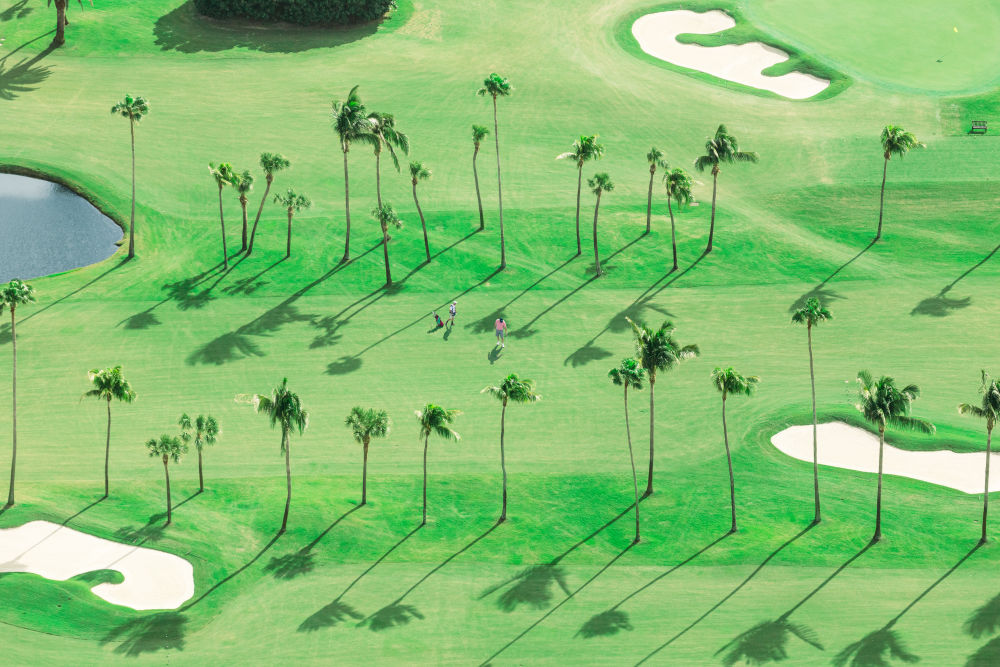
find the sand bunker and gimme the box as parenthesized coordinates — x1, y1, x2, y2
(0, 521, 194, 610)
(772, 422, 998, 494)
(631, 10, 829, 100)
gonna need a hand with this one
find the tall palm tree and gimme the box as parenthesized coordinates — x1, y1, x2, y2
(482, 373, 540, 523)
(791, 297, 833, 525)
(248, 152, 290, 256)
(234, 170, 254, 253)
(110, 94, 150, 260)
(645, 147, 667, 235)
(609, 358, 646, 544)
(415, 404, 461, 525)
(588, 173, 614, 277)
(253, 378, 309, 533)
(345, 406, 390, 506)
(557, 135, 606, 256)
(368, 112, 410, 209)
(959, 370, 1000, 544)
(876, 125, 924, 240)
(409, 161, 432, 263)
(332, 86, 377, 263)
(48, 0, 90, 47)
(209, 163, 236, 269)
(1, 279, 34, 508)
(372, 203, 403, 287)
(663, 168, 693, 271)
(627, 318, 699, 497)
(472, 124, 490, 230)
(478, 73, 512, 269)
(145, 434, 186, 525)
(694, 124, 758, 254)
(711, 367, 759, 534)
(856, 371, 934, 542)
(273, 188, 311, 259)
(84, 366, 136, 498)
(178, 413, 219, 493)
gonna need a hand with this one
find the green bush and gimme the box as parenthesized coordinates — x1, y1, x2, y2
(192, 0, 397, 25)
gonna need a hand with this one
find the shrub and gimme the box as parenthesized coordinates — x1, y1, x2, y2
(192, 0, 397, 25)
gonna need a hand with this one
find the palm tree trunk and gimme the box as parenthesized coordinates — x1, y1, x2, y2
(280, 431, 292, 533)
(128, 119, 136, 258)
(982, 427, 992, 545)
(873, 428, 885, 542)
(473, 143, 485, 230)
(342, 145, 352, 263)
(361, 439, 369, 505)
(240, 196, 249, 252)
(5, 309, 16, 507)
(624, 386, 640, 544)
(198, 448, 204, 493)
(876, 156, 888, 240)
(593, 191, 602, 277)
(103, 398, 111, 498)
(706, 170, 718, 254)
(722, 394, 737, 533)
(492, 96, 506, 270)
(644, 375, 655, 497)
(163, 458, 172, 525)
(285, 209, 292, 258)
(414, 181, 430, 263)
(499, 401, 508, 522)
(667, 196, 678, 271)
(422, 434, 429, 526)
(248, 175, 272, 256)
(808, 325, 820, 525)
(645, 167, 655, 235)
(217, 184, 229, 270)
(53, 0, 67, 47)
(375, 150, 383, 210)
(574, 165, 583, 256)
(382, 223, 392, 286)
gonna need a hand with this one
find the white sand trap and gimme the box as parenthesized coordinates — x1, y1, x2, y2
(0, 521, 194, 610)
(772, 422, 998, 494)
(631, 10, 829, 100)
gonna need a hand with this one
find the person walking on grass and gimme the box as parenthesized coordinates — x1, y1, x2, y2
(495, 317, 508, 348)
(448, 301, 457, 327)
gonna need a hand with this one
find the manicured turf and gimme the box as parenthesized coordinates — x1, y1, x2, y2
(1, 0, 1000, 663)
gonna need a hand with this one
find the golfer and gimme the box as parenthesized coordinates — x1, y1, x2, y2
(448, 301, 457, 326)
(495, 317, 507, 347)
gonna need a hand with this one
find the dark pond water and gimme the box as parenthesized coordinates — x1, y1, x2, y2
(0, 173, 122, 282)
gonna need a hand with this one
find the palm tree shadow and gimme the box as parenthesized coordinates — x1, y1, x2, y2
(101, 612, 187, 656)
(967, 636, 1000, 666)
(911, 241, 1000, 317)
(966, 592, 1000, 639)
(264, 505, 361, 581)
(789, 239, 875, 312)
(563, 340, 613, 368)
(0, 48, 54, 101)
(0, 1, 33, 22)
(181, 532, 282, 610)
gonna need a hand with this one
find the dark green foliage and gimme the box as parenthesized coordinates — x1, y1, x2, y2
(192, 0, 395, 25)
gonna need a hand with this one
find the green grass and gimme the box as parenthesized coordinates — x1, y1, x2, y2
(1, 0, 1000, 663)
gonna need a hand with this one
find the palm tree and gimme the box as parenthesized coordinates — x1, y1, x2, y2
(645, 147, 667, 235)
(49, 0, 89, 49)
(84, 366, 136, 498)
(409, 161, 432, 262)
(273, 189, 311, 259)
(209, 163, 236, 269)
(248, 152, 290, 256)
(663, 168, 693, 271)
(627, 318, 699, 497)
(876, 125, 924, 240)
(609, 358, 646, 544)
(178, 413, 219, 493)
(694, 124, 758, 254)
(1, 279, 34, 508)
(234, 170, 254, 253)
(478, 73, 512, 269)
(791, 297, 833, 525)
(372, 203, 403, 287)
(252, 378, 309, 533)
(557, 135, 606, 255)
(472, 124, 490, 230)
(588, 173, 614, 277)
(145, 434, 186, 525)
(959, 370, 1000, 544)
(415, 404, 461, 525)
(345, 406, 390, 506)
(110, 94, 150, 260)
(711, 367, 759, 534)
(482, 373, 540, 523)
(856, 371, 935, 542)
(368, 112, 410, 209)
(332, 86, 377, 263)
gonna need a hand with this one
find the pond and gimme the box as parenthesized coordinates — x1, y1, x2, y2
(0, 172, 122, 282)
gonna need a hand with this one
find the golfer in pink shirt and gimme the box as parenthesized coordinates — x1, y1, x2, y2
(495, 317, 507, 348)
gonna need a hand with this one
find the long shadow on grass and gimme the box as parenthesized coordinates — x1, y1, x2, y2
(102, 612, 188, 656)
(0, 42, 54, 102)
(910, 241, 1000, 317)
(965, 588, 1000, 666)
(0, 1, 34, 23)
(181, 532, 282, 610)
(264, 504, 362, 580)
(789, 239, 877, 312)
(465, 255, 576, 335)
(635, 524, 815, 665)
(833, 542, 981, 667)
(359, 523, 499, 632)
